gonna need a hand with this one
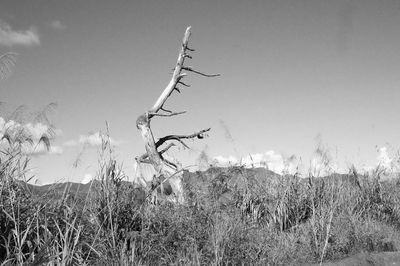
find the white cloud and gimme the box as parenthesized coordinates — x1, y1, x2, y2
(22, 143, 63, 156)
(49, 146, 63, 155)
(0, 118, 58, 139)
(0, 21, 40, 47)
(54, 128, 63, 136)
(24, 122, 53, 139)
(377, 146, 392, 170)
(212, 151, 299, 175)
(0, 117, 62, 156)
(355, 146, 399, 177)
(62, 132, 121, 150)
(50, 20, 66, 30)
(213, 155, 238, 166)
(79, 132, 120, 147)
(81, 173, 93, 184)
(63, 139, 78, 147)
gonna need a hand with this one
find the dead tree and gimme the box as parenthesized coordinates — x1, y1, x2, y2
(135, 26, 219, 202)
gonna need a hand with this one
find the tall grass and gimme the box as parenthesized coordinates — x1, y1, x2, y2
(1, 132, 400, 265)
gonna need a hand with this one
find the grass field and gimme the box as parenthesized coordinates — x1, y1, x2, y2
(1, 138, 400, 266)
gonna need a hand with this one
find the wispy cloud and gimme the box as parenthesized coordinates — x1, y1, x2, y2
(357, 146, 399, 176)
(50, 20, 66, 30)
(377, 146, 392, 170)
(212, 151, 299, 175)
(0, 118, 61, 138)
(62, 139, 78, 147)
(81, 173, 93, 184)
(213, 155, 238, 166)
(0, 20, 40, 47)
(62, 132, 121, 151)
(78, 132, 120, 147)
(0, 117, 62, 155)
(22, 144, 63, 156)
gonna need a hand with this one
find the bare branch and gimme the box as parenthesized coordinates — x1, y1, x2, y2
(150, 111, 186, 117)
(176, 139, 190, 149)
(135, 155, 152, 164)
(135, 27, 217, 202)
(156, 128, 211, 149)
(160, 107, 173, 113)
(177, 73, 187, 80)
(178, 81, 190, 87)
(137, 142, 176, 164)
(182, 66, 220, 77)
(159, 143, 176, 154)
(150, 27, 192, 113)
(162, 157, 178, 170)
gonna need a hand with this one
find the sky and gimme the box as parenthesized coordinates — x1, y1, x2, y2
(0, 0, 399, 184)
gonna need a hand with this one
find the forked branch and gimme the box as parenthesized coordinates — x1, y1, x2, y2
(149, 111, 186, 117)
(156, 128, 211, 149)
(182, 66, 220, 77)
(148, 27, 220, 116)
(150, 27, 192, 114)
(135, 26, 218, 202)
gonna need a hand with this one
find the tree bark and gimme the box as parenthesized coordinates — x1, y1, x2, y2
(135, 27, 218, 202)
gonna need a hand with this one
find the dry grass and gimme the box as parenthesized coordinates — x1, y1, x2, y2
(1, 132, 400, 265)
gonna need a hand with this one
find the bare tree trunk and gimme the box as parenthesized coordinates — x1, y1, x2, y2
(135, 27, 218, 202)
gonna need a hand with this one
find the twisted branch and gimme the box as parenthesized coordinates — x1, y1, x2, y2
(135, 27, 219, 202)
(156, 128, 211, 149)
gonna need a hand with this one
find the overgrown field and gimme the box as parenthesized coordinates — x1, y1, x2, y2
(1, 143, 400, 265)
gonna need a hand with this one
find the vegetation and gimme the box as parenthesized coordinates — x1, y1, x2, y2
(1, 128, 400, 266)
(0, 53, 17, 80)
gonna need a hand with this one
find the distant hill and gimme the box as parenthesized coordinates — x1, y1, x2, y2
(25, 181, 95, 197)
(184, 166, 282, 189)
(21, 166, 384, 200)
(21, 167, 282, 198)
